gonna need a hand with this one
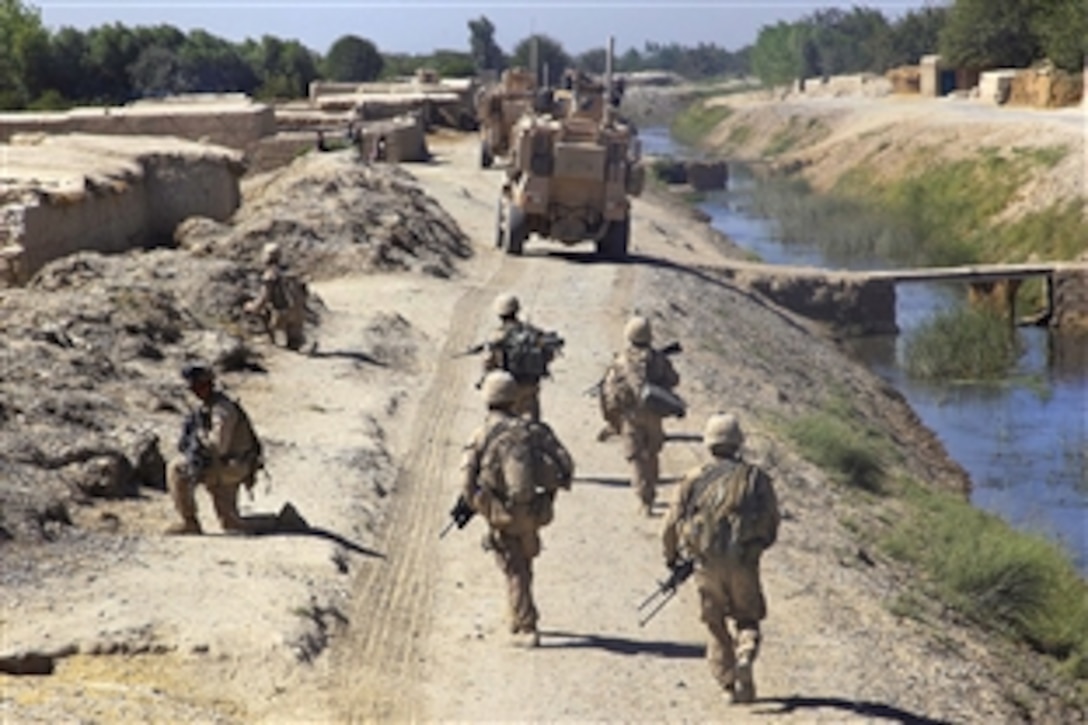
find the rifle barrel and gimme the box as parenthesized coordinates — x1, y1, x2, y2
(438, 518, 457, 539)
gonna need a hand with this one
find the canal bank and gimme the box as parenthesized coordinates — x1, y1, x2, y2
(642, 125, 1087, 573)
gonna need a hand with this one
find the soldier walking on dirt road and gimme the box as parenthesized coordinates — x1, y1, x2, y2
(165, 364, 265, 536)
(244, 242, 308, 352)
(661, 412, 780, 703)
(600, 315, 681, 515)
(459, 371, 574, 647)
(479, 293, 564, 421)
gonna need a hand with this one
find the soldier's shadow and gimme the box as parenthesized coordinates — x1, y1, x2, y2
(752, 696, 952, 725)
(538, 629, 702, 659)
(236, 505, 384, 559)
(574, 475, 681, 488)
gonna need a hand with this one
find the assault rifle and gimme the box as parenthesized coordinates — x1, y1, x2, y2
(583, 341, 684, 397)
(637, 558, 695, 627)
(439, 494, 476, 539)
(453, 341, 489, 359)
(178, 409, 211, 477)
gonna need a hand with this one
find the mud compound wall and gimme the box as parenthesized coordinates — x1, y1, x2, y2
(0, 101, 275, 150)
(1, 135, 244, 285)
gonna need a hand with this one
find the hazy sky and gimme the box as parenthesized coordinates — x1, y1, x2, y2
(35, 1, 922, 56)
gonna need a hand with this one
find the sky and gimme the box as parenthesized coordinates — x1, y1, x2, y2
(33, 1, 925, 56)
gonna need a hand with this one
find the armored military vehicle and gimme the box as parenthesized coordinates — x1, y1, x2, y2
(475, 67, 543, 169)
(494, 37, 643, 259)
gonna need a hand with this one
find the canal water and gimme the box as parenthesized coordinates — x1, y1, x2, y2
(641, 127, 1087, 573)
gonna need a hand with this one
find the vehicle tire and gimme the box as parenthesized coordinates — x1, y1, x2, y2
(597, 217, 630, 260)
(481, 140, 494, 169)
(503, 204, 527, 256)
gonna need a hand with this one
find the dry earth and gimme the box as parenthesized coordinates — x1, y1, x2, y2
(1, 124, 1083, 723)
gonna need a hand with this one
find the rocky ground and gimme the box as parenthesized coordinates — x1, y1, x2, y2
(1, 123, 1083, 722)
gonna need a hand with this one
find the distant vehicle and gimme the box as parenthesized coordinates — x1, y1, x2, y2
(475, 67, 545, 169)
(494, 38, 644, 259)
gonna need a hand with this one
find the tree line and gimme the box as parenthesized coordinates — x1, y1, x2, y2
(1, 0, 1084, 110)
(750, 0, 1086, 88)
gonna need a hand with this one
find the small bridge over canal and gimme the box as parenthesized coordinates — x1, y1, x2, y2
(700, 260, 1088, 335)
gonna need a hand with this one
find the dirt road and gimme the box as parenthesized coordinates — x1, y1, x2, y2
(1, 132, 1053, 723)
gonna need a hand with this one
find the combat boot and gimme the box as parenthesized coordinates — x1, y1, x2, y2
(510, 628, 540, 649)
(165, 518, 202, 536)
(731, 653, 756, 704)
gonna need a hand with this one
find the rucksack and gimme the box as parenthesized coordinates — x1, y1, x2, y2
(682, 459, 778, 560)
(268, 270, 306, 313)
(501, 325, 561, 384)
(480, 418, 571, 527)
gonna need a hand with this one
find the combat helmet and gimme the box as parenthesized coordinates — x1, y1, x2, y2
(181, 363, 215, 385)
(493, 293, 520, 318)
(261, 242, 281, 265)
(481, 370, 518, 407)
(624, 315, 652, 346)
(703, 412, 743, 453)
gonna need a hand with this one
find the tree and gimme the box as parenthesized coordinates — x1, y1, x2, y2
(324, 34, 383, 82)
(177, 29, 258, 93)
(575, 47, 607, 74)
(128, 45, 190, 97)
(511, 34, 571, 85)
(939, 0, 1042, 68)
(243, 35, 320, 99)
(1032, 0, 1088, 71)
(889, 6, 949, 66)
(0, 0, 50, 108)
(429, 49, 476, 77)
(468, 15, 505, 72)
(751, 21, 807, 86)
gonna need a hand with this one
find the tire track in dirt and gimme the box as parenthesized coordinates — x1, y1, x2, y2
(329, 140, 528, 719)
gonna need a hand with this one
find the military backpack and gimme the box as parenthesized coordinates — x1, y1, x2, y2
(500, 325, 563, 384)
(682, 459, 778, 561)
(479, 417, 571, 528)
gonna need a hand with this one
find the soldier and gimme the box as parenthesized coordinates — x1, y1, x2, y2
(480, 293, 562, 421)
(166, 364, 264, 536)
(244, 242, 307, 351)
(661, 413, 780, 704)
(460, 370, 574, 647)
(600, 315, 680, 515)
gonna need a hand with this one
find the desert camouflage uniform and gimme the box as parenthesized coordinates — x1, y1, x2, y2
(167, 390, 262, 534)
(460, 405, 573, 641)
(661, 419, 780, 703)
(247, 248, 306, 351)
(482, 318, 545, 421)
(601, 343, 680, 512)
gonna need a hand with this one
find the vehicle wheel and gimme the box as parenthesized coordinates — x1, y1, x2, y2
(480, 140, 494, 169)
(597, 217, 630, 260)
(503, 204, 527, 256)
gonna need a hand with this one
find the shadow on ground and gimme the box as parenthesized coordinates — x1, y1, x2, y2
(753, 696, 952, 725)
(539, 629, 703, 659)
(237, 504, 384, 559)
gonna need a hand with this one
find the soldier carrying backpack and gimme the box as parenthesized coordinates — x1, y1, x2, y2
(459, 370, 575, 648)
(479, 293, 564, 421)
(661, 412, 780, 704)
(244, 242, 308, 352)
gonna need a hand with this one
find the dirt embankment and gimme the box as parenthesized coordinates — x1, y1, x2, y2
(696, 92, 1087, 250)
(1, 134, 1081, 724)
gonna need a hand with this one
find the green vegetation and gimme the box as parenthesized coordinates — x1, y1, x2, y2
(724, 124, 753, 147)
(763, 116, 828, 157)
(882, 480, 1088, 680)
(669, 101, 733, 148)
(782, 397, 891, 493)
(904, 307, 1022, 381)
(828, 145, 1084, 265)
(749, 0, 1085, 88)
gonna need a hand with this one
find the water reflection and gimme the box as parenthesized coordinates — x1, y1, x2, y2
(646, 131, 1088, 572)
